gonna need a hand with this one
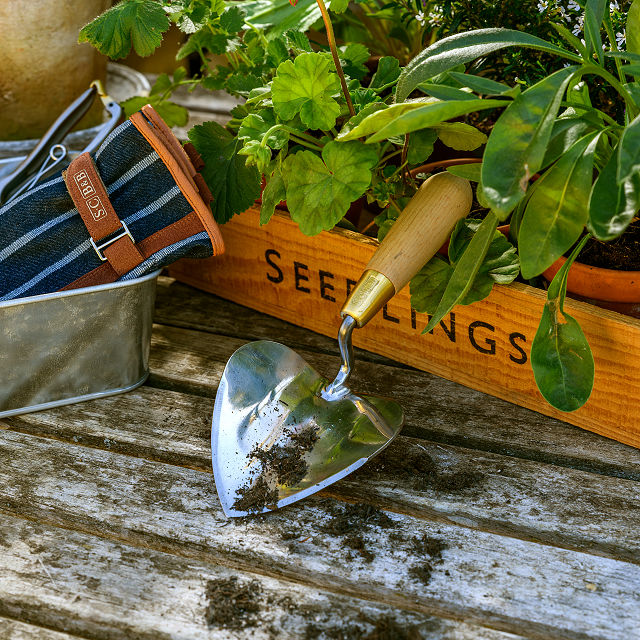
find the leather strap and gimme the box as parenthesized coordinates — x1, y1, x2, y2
(63, 152, 143, 276)
(61, 211, 205, 291)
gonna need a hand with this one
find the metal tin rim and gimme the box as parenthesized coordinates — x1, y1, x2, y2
(0, 269, 162, 309)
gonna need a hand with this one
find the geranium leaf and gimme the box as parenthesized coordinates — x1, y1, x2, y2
(370, 56, 401, 91)
(261, 164, 286, 225)
(282, 141, 378, 235)
(272, 53, 342, 130)
(220, 6, 245, 33)
(238, 110, 289, 149)
(188, 121, 261, 224)
(79, 0, 169, 59)
(340, 43, 370, 81)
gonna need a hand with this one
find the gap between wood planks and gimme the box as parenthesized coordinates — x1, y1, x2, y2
(3, 388, 640, 567)
(146, 317, 640, 483)
(0, 513, 530, 640)
(0, 429, 637, 640)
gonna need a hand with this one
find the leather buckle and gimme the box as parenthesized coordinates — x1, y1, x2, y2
(90, 221, 134, 262)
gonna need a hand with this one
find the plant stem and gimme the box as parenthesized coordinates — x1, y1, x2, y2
(603, 13, 626, 86)
(578, 64, 637, 115)
(316, 0, 356, 117)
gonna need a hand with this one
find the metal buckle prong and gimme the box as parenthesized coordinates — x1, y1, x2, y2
(91, 221, 134, 262)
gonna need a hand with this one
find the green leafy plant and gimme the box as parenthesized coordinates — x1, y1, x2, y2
(359, 0, 638, 412)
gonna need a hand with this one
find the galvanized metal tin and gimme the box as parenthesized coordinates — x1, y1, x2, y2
(0, 270, 160, 418)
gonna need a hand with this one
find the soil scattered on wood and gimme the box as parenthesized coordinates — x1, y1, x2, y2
(304, 614, 424, 640)
(232, 425, 319, 513)
(370, 447, 482, 493)
(394, 533, 449, 586)
(204, 576, 263, 629)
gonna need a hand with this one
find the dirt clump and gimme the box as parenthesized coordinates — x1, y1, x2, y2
(232, 425, 319, 513)
(371, 448, 483, 493)
(404, 534, 448, 586)
(344, 534, 375, 563)
(304, 615, 423, 639)
(232, 476, 279, 513)
(204, 576, 263, 629)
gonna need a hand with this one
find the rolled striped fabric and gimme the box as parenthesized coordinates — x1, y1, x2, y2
(0, 105, 223, 301)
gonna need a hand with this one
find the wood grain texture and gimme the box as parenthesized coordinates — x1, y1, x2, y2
(153, 280, 640, 481)
(0, 429, 638, 640)
(2, 515, 511, 640)
(4, 385, 640, 562)
(168, 207, 640, 448)
(366, 173, 472, 291)
(0, 619, 80, 640)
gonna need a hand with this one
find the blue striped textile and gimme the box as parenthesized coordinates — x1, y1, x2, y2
(0, 118, 214, 301)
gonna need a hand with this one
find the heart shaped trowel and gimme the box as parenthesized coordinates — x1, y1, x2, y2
(212, 172, 472, 516)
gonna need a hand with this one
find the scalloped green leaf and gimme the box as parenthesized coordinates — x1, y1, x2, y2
(79, 0, 169, 59)
(272, 53, 341, 131)
(282, 141, 378, 235)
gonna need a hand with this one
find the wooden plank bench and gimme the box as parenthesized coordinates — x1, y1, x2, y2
(1, 276, 639, 640)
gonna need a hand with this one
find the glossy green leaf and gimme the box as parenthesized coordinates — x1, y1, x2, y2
(336, 100, 434, 141)
(370, 57, 401, 91)
(423, 211, 498, 333)
(407, 129, 438, 165)
(628, 0, 640, 55)
(272, 53, 341, 131)
(588, 147, 640, 241)
(481, 67, 578, 218)
(188, 121, 261, 224)
(395, 29, 580, 103)
(329, 0, 350, 12)
(418, 84, 476, 102)
(446, 163, 482, 182)
(366, 99, 507, 144)
(337, 102, 387, 138)
(531, 237, 594, 412)
(448, 72, 519, 98)
(518, 132, 600, 279)
(550, 22, 589, 58)
(617, 112, 640, 183)
(79, 0, 169, 59)
(541, 116, 594, 169)
(436, 123, 487, 151)
(282, 142, 378, 235)
(621, 64, 640, 77)
(584, 0, 606, 64)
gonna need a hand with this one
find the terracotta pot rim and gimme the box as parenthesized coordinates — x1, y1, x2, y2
(543, 255, 640, 304)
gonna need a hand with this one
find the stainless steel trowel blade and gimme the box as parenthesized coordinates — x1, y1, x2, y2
(212, 340, 404, 517)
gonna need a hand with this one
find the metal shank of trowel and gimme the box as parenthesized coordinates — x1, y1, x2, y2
(322, 172, 473, 397)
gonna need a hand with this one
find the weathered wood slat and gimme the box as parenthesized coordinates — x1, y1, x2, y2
(0, 619, 80, 640)
(4, 386, 640, 563)
(0, 430, 637, 640)
(2, 515, 510, 640)
(146, 319, 640, 481)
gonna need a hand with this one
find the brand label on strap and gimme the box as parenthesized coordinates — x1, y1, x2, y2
(73, 170, 107, 221)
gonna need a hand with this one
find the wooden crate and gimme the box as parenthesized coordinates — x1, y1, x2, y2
(169, 205, 640, 449)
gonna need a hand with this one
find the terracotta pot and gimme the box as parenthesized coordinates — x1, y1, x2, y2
(543, 257, 640, 318)
(0, 0, 110, 140)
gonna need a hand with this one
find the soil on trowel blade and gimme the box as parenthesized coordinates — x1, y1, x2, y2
(232, 425, 320, 513)
(204, 576, 263, 629)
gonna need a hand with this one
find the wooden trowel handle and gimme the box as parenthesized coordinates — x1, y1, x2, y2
(342, 172, 472, 327)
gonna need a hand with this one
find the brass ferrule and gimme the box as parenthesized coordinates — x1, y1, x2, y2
(341, 270, 395, 327)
